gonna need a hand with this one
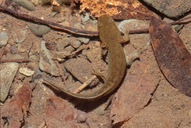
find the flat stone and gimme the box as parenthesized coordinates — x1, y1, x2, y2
(70, 37, 81, 48)
(0, 63, 19, 102)
(143, 0, 191, 18)
(0, 32, 8, 47)
(13, 0, 35, 11)
(39, 40, 60, 76)
(64, 58, 93, 83)
(28, 23, 51, 37)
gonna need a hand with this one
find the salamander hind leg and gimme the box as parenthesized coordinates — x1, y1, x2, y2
(92, 67, 107, 83)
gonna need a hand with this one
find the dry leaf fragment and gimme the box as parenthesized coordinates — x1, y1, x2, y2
(45, 96, 82, 128)
(149, 17, 191, 97)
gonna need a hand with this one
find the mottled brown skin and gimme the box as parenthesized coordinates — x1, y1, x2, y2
(42, 15, 127, 100)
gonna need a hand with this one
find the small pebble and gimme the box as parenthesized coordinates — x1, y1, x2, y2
(81, 12, 90, 24)
(12, 30, 27, 43)
(74, 112, 87, 123)
(56, 37, 70, 51)
(70, 37, 81, 48)
(19, 67, 35, 76)
(55, 46, 74, 58)
(0, 32, 8, 47)
(28, 23, 50, 37)
(65, 46, 75, 53)
(58, 17, 65, 23)
(13, 0, 35, 11)
(10, 45, 18, 54)
(18, 44, 27, 53)
(78, 37, 90, 44)
(54, 51, 70, 58)
(29, 55, 38, 61)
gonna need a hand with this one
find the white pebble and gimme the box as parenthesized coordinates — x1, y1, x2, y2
(19, 67, 34, 76)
